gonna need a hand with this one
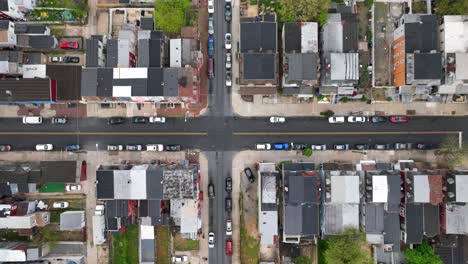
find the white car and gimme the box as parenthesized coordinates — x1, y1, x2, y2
(225, 33, 232, 49)
(49, 56, 63, 63)
(53, 201, 69, 208)
(65, 184, 81, 192)
(36, 144, 53, 151)
(126, 145, 143, 151)
(269, 116, 286, 123)
(328, 116, 345, 123)
(172, 256, 188, 262)
(255, 143, 271, 150)
(347, 116, 367, 123)
(22, 116, 42, 124)
(146, 144, 164, 151)
(107, 145, 123, 151)
(226, 219, 232, 236)
(208, 232, 215, 248)
(208, 0, 214, 13)
(311, 144, 327, 150)
(208, 18, 214, 35)
(95, 204, 105, 216)
(226, 71, 232, 87)
(149, 116, 166, 123)
(225, 53, 231, 69)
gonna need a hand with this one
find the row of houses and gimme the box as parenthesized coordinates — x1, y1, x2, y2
(258, 160, 468, 263)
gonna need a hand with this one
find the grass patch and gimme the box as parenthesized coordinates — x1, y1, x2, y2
(371, 88, 388, 101)
(174, 232, 199, 251)
(318, 239, 329, 264)
(0, 231, 29, 241)
(39, 183, 65, 193)
(412, 0, 427, 13)
(112, 224, 139, 264)
(250, 0, 258, 5)
(156, 225, 170, 264)
(185, 9, 198, 27)
(240, 192, 259, 264)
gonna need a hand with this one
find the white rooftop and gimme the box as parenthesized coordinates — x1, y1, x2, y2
(112, 86, 132, 96)
(445, 204, 468, 234)
(113, 67, 147, 79)
(170, 39, 182, 68)
(260, 211, 278, 245)
(180, 199, 199, 234)
(301, 22, 318, 53)
(455, 53, 468, 80)
(262, 174, 276, 204)
(113, 169, 147, 199)
(331, 175, 360, 203)
(456, 175, 468, 202)
(330, 53, 359, 81)
(0, 214, 36, 229)
(0, 249, 26, 262)
(372, 175, 388, 203)
(23, 64, 46, 78)
(140, 225, 155, 240)
(442, 16, 468, 53)
(413, 175, 430, 203)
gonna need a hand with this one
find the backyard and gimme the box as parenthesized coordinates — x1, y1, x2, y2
(240, 192, 260, 264)
(156, 225, 170, 264)
(112, 224, 139, 264)
(173, 232, 199, 251)
(29, 0, 89, 21)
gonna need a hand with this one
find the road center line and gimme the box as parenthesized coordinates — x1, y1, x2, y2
(232, 131, 461, 136)
(0, 132, 208, 136)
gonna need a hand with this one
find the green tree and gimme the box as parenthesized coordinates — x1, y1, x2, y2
(435, 0, 468, 16)
(278, 0, 330, 24)
(404, 240, 442, 264)
(295, 255, 312, 264)
(435, 136, 468, 169)
(323, 228, 372, 264)
(319, 110, 335, 117)
(154, 0, 191, 33)
(303, 147, 313, 157)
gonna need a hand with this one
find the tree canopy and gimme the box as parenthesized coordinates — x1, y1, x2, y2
(295, 255, 312, 264)
(323, 228, 372, 264)
(435, 136, 468, 169)
(154, 0, 191, 33)
(278, 0, 330, 25)
(404, 241, 442, 264)
(435, 0, 468, 16)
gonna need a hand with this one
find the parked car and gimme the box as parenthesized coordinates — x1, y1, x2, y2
(63, 56, 80, 63)
(416, 143, 432, 150)
(225, 53, 231, 69)
(95, 204, 105, 216)
(225, 197, 232, 213)
(172, 256, 188, 263)
(49, 56, 63, 63)
(347, 116, 368, 123)
(65, 144, 80, 151)
(389, 115, 409, 123)
(165, 144, 181, 151)
(207, 0, 214, 13)
(225, 3, 232, 21)
(274, 143, 290, 150)
(108, 116, 125, 125)
(226, 240, 233, 256)
(208, 36, 214, 56)
(36, 144, 53, 151)
(255, 143, 271, 150)
(208, 17, 214, 35)
(132, 116, 147, 124)
(146, 144, 164, 151)
(292, 143, 308, 150)
(22, 116, 42, 124)
(225, 70, 232, 86)
(225, 176, 232, 193)
(225, 33, 232, 49)
(395, 143, 414, 150)
(328, 116, 345, 123)
(373, 144, 393, 150)
(149, 116, 166, 123)
(311, 144, 327, 150)
(269, 116, 286, 123)
(65, 184, 81, 192)
(0, 145, 11, 152)
(208, 183, 215, 198)
(126, 145, 143, 151)
(371, 116, 387, 123)
(333, 144, 349, 150)
(208, 232, 215, 248)
(59, 41, 79, 49)
(226, 219, 232, 236)
(107, 145, 123, 151)
(53, 201, 69, 208)
(355, 144, 370, 150)
(51, 117, 67, 124)
(244, 168, 255, 183)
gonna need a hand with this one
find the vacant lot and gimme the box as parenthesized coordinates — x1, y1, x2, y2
(156, 225, 170, 264)
(112, 224, 139, 264)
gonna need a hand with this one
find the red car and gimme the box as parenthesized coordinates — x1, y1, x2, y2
(389, 115, 409, 123)
(59, 41, 79, 49)
(226, 240, 232, 256)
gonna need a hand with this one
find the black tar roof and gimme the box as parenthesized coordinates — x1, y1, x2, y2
(284, 23, 301, 53)
(140, 17, 154, 30)
(106, 39, 118, 67)
(288, 175, 317, 203)
(0, 20, 9, 30)
(96, 170, 114, 199)
(283, 162, 315, 171)
(406, 203, 423, 244)
(240, 21, 277, 52)
(41, 161, 77, 183)
(404, 15, 439, 53)
(365, 203, 384, 233)
(284, 203, 319, 236)
(413, 53, 442, 80)
(384, 212, 401, 251)
(137, 39, 162, 67)
(387, 173, 401, 213)
(341, 13, 359, 52)
(139, 200, 163, 225)
(85, 38, 100, 67)
(14, 24, 47, 34)
(243, 53, 276, 80)
(0, 0, 8, 11)
(106, 200, 128, 231)
(423, 204, 440, 237)
(46, 65, 82, 100)
(0, 79, 51, 102)
(146, 166, 163, 200)
(435, 235, 468, 264)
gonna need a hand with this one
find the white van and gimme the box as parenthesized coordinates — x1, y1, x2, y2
(255, 143, 271, 150)
(36, 144, 53, 151)
(22, 116, 42, 124)
(146, 144, 164, 151)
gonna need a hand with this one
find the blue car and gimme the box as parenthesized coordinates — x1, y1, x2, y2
(65, 145, 80, 151)
(273, 143, 289, 150)
(208, 36, 214, 56)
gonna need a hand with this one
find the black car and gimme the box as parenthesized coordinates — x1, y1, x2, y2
(355, 144, 370, 150)
(208, 183, 215, 198)
(108, 116, 125, 125)
(63, 56, 80, 63)
(292, 143, 308, 150)
(371, 116, 387, 123)
(225, 176, 232, 193)
(225, 3, 232, 21)
(244, 168, 255, 183)
(225, 197, 232, 213)
(395, 143, 413, 150)
(51, 117, 67, 124)
(374, 143, 394, 150)
(416, 143, 432, 150)
(165, 144, 181, 151)
(132, 116, 148, 124)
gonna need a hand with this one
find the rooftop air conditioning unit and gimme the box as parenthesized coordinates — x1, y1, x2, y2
(447, 178, 455, 184)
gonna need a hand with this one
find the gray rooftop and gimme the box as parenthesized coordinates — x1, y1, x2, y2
(413, 53, 442, 80)
(403, 14, 439, 53)
(285, 53, 318, 83)
(243, 53, 276, 80)
(365, 204, 384, 234)
(85, 38, 100, 67)
(60, 211, 85, 231)
(405, 203, 423, 244)
(240, 21, 277, 52)
(384, 212, 401, 251)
